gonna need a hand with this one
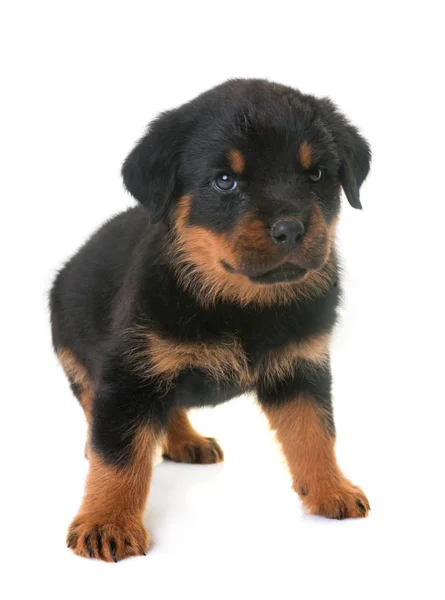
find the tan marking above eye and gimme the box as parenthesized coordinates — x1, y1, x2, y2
(298, 141, 313, 169)
(227, 149, 246, 174)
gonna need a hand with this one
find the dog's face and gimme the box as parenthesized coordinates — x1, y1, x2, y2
(123, 79, 370, 296)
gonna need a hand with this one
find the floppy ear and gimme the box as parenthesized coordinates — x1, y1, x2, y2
(122, 106, 193, 222)
(319, 99, 371, 209)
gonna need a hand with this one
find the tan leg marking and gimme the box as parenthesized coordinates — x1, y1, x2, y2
(67, 427, 159, 561)
(57, 348, 93, 424)
(263, 397, 370, 519)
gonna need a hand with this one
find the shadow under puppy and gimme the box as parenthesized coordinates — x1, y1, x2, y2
(50, 78, 371, 562)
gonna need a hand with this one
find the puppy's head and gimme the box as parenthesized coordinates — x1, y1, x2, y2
(122, 79, 370, 301)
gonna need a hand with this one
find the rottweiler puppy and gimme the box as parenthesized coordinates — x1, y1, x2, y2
(50, 78, 371, 562)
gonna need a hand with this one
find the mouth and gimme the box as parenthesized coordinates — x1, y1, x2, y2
(221, 261, 307, 285)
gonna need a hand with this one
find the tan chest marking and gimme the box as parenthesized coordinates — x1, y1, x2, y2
(131, 331, 251, 386)
(256, 332, 331, 384)
(130, 330, 330, 389)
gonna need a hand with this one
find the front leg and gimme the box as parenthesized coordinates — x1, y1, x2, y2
(67, 364, 169, 561)
(258, 360, 370, 519)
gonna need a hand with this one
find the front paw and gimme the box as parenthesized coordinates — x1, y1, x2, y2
(298, 480, 370, 519)
(67, 514, 150, 562)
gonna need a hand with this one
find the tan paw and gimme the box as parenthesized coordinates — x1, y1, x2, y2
(163, 436, 224, 464)
(67, 514, 150, 562)
(298, 480, 370, 519)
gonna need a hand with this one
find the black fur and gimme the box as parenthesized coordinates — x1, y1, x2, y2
(50, 78, 370, 467)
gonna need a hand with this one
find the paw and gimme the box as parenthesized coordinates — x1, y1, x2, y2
(298, 480, 370, 519)
(163, 436, 224, 464)
(67, 514, 150, 562)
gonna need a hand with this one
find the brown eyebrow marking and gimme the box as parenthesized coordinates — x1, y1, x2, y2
(227, 149, 246, 174)
(298, 141, 313, 169)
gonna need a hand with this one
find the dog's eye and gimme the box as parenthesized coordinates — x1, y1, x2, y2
(308, 168, 323, 183)
(214, 173, 237, 192)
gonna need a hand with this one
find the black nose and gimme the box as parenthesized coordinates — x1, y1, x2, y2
(270, 220, 305, 249)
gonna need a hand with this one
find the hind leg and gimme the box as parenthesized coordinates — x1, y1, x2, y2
(57, 348, 93, 456)
(163, 408, 224, 464)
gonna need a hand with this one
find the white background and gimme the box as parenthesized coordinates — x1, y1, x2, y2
(1, 1, 444, 598)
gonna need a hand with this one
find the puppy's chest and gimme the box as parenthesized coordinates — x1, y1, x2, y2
(141, 321, 330, 387)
